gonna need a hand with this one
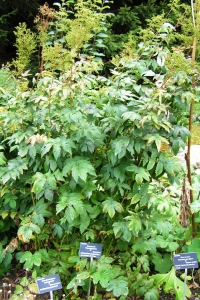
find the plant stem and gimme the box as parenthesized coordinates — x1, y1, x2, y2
(185, 0, 200, 237)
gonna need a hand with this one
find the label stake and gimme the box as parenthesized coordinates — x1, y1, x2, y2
(184, 268, 187, 300)
(87, 256, 93, 299)
(50, 290, 53, 300)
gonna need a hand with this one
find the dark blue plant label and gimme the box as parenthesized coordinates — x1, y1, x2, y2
(36, 274, 62, 294)
(79, 242, 102, 258)
(173, 252, 198, 270)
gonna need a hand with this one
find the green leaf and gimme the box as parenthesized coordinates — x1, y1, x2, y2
(18, 223, 41, 243)
(41, 143, 52, 157)
(57, 192, 84, 224)
(155, 162, 163, 177)
(1, 158, 28, 183)
(126, 166, 150, 183)
(92, 269, 114, 288)
(32, 213, 45, 227)
(157, 52, 167, 67)
(144, 287, 159, 300)
(112, 136, 129, 158)
(122, 111, 141, 122)
(32, 172, 46, 193)
(144, 134, 169, 151)
(80, 212, 90, 233)
(125, 213, 142, 236)
(51, 224, 63, 238)
(46, 171, 57, 189)
(32, 252, 42, 266)
(103, 198, 123, 218)
(18, 251, 32, 263)
(53, 144, 61, 160)
(14, 285, 24, 294)
(147, 159, 156, 171)
(142, 70, 156, 77)
(0, 152, 6, 165)
(20, 277, 29, 286)
(28, 282, 39, 294)
(113, 221, 132, 242)
(152, 253, 172, 273)
(19, 251, 41, 269)
(152, 267, 191, 300)
(107, 278, 128, 297)
(137, 255, 150, 272)
(54, 169, 65, 181)
(28, 145, 36, 159)
(44, 188, 54, 201)
(187, 238, 200, 260)
(190, 200, 200, 213)
(63, 156, 96, 182)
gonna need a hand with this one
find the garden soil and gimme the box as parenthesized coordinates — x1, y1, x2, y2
(1, 270, 200, 300)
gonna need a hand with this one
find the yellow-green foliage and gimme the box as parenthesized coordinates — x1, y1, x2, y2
(138, 13, 167, 43)
(42, 0, 108, 73)
(12, 23, 37, 75)
(165, 50, 196, 78)
(66, 0, 103, 52)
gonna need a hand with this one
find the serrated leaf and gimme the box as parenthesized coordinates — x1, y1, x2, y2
(103, 198, 123, 218)
(19, 251, 32, 263)
(1, 158, 28, 183)
(57, 192, 84, 224)
(63, 156, 96, 182)
(46, 172, 57, 189)
(41, 143, 52, 157)
(113, 221, 131, 242)
(20, 251, 42, 269)
(28, 145, 36, 159)
(18, 224, 41, 243)
(144, 287, 159, 300)
(32, 172, 46, 193)
(54, 169, 65, 181)
(80, 212, 90, 233)
(44, 188, 54, 201)
(126, 214, 142, 235)
(53, 144, 61, 160)
(122, 111, 141, 122)
(92, 269, 114, 288)
(32, 252, 42, 266)
(107, 278, 128, 297)
(51, 224, 63, 238)
(32, 213, 45, 227)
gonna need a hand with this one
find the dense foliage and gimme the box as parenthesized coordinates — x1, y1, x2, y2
(1, 0, 200, 299)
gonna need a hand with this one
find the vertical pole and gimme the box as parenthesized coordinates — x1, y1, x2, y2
(50, 290, 53, 300)
(184, 268, 187, 300)
(87, 256, 93, 299)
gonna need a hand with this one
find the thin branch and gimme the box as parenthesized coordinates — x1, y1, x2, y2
(191, 0, 196, 26)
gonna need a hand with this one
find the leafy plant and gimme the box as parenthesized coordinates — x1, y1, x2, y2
(0, 0, 199, 299)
